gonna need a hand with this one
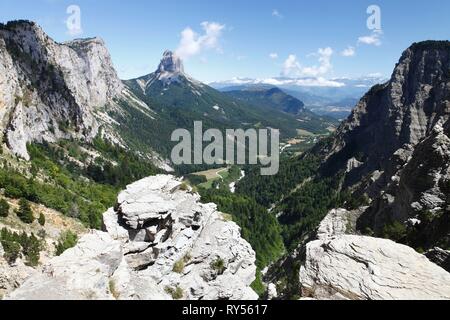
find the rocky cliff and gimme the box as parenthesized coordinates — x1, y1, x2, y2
(319, 41, 450, 250)
(0, 20, 163, 162)
(7, 175, 258, 300)
(0, 21, 120, 159)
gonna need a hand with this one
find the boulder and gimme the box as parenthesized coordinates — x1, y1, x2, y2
(299, 235, 450, 300)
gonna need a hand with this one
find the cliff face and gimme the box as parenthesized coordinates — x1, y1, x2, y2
(324, 42, 450, 181)
(319, 41, 450, 248)
(0, 21, 128, 159)
(8, 175, 258, 300)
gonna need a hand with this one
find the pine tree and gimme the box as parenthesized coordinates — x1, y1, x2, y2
(38, 212, 45, 226)
(0, 198, 10, 217)
(16, 198, 34, 224)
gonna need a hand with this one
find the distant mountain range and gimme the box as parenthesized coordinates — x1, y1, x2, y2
(211, 76, 388, 119)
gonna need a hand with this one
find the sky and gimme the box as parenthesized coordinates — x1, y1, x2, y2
(0, 0, 449, 83)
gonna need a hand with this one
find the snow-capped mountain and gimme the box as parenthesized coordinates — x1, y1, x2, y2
(210, 76, 388, 119)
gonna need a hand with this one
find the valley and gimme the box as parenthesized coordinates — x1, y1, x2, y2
(0, 16, 449, 301)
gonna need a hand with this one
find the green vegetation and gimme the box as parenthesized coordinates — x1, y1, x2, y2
(0, 199, 10, 217)
(382, 221, 407, 242)
(250, 269, 266, 297)
(389, 209, 449, 251)
(55, 230, 78, 256)
(179, 182, 190, 191)
(88, 137, 160, 187)
(184, 174, 207, 186)
(173, 254, 191, 274)
(16, 198, 34, 224)
(199, 186, 284, 269)
(210, 257, 226, 275)
(109, 279, 120, 299)
(237, 154, 320, 207)
(0, 228, 42, 266)
(165, 286, 184, 300)
(277, 177, 346, 250)
(38, 212, 46, 226)
(0, 143, 118, 229)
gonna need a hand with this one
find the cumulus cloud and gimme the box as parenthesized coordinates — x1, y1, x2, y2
(176, 21, 225, 60)
(269, 53, 278, 59)
(358, 29, 383, 46)
(272, 9, 283, 18)
(341, 46, 356, 57)
(282, 47, 334, 77)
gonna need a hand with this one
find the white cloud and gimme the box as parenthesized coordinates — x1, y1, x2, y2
(272, 9, 283, 18)
(341, 46, 356, 57)
(210, 76, 346, 88)
(264, 77, 345, 87)
(269, 53, 278, 59)
(176, 21, 225, 60)
(282, 47, 334, 77)
(368, 72, 383, 78)
(358, 29, 383, 46)
(282, 54, 301, 76)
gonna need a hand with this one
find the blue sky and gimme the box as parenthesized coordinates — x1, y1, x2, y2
(1, 0, 449, 83)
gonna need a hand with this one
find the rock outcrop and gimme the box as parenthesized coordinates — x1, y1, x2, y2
(426, 247, 450, 272)
(8, 175, 258, 300)
(0, 21, 125, 159)
(299, 209, 450, 300)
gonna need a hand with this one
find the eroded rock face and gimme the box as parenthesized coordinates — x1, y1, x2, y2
(8, 175, 258, 300)
(318, 41, 450, 249)
(299, 235, 450, 300)
(426, 247, 450, 272)
(0, 21, 126, 159)
(299, 209, 450, 300)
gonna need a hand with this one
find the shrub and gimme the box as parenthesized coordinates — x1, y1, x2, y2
(38, 212, 46, 226)
(0, 228, 42, 266)
(1, 240, 21, 264)
(185, 174, 207, 186)
(211, 257, 226, 275)
(382, 221, 407, 242)
(172, 253, 191, 273)
(55, 230, 78, 256)
(165, 286, 184, 300)
(179, 183, 190, 191)
(0, 199, 10, 217)
(21, 233, 41, 267)
(109, 279, 120, 299)
(173, 259, 185, 274)
(16, 198, 34, 224)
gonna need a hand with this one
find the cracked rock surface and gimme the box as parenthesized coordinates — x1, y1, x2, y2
(299, 209, 450, 300)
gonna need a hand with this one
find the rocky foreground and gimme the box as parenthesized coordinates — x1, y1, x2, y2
(7, 175, 258, 300)
(299, 209, 450, 300)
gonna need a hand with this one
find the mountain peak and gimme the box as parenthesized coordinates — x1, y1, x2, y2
(157, 50, 184, 75)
